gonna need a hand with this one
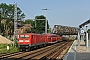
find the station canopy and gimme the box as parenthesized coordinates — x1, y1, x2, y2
(79, 19, 90, 28)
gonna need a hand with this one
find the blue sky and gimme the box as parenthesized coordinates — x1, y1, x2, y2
(0, 0, 90, 28)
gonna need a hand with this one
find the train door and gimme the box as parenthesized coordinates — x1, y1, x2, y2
(30, 34, 36, 46)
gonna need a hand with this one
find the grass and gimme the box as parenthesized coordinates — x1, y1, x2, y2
(0, 44, 19, 54)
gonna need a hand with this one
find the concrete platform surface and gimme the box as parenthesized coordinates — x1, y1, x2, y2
(64, 40, 90, 60)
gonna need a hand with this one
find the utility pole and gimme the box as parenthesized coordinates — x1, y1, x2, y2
(42, 8, 50, 34)
(14, 2, 17, 46)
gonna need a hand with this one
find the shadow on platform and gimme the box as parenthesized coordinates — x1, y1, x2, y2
(66, 52, 90, 60)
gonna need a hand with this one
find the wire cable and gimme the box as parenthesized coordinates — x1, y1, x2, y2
(17, 4, 34, 17)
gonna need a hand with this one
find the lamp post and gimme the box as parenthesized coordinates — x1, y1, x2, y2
(42, 8, 50, 34)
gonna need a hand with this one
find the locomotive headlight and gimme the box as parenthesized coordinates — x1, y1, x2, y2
(25, 40, 29, 42)
(19, 40, 23, 42)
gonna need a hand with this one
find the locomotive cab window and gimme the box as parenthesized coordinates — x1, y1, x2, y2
(20, 35, 29, 38)
(20, 35, 24, 38)
(25, 35, 29, 38)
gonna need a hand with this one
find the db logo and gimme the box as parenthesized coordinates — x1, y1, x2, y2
(80, 30, 84, 33)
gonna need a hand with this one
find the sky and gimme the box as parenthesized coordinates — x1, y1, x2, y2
(0, 0, 90, 28)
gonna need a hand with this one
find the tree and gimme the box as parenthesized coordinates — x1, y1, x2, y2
(22, 19, 35, 32)
(0, 3, 8, 18)
(34, 15, 49, 33)
(25, 28, 31, 33)
(0, 3, 25, 36)
(0, 3, 25, 20)
(22, 15, 50, 33)
(35, 15, 46, 19)
(23, 19, 35, 25)
(87, 29, 90, 34)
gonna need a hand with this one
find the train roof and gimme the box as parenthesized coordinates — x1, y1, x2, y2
(18, 33, 58, 36)
(18, 33, 41, 35)
(42, 33, 57, 36)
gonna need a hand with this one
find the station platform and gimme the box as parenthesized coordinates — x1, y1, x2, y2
(64, 40, 90, 60)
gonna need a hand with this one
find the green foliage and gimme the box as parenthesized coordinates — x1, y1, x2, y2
(87, 29, 90, 34)
(22, 15, 50, 33)
(48, 28, 52, 33)
(0, 3, 25, 36)
(0, 3, 25, 19)
(23, 19, 35, 26)
(35, 15, 46, 19)
(9, 47, 19, 53)
(0, 44, 7, 48)
(25, 28, 31, 33)
(0, 44, 19, 53)
(0, 3, 51, 36)
(33, 15, 50, 33)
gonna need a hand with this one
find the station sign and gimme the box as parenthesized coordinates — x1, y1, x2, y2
(80, 28, 85, 35)
(81, 29, 84, 33)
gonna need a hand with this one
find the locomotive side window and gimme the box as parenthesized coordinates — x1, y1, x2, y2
(20, 35, 24, 38)
(25, 35, 29, 38)
(20, 35, 29, 38)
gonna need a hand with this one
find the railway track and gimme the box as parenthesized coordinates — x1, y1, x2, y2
(46, 40, 73, 60)
(0, 40, 73, 60)
(0, 52, 23, 59)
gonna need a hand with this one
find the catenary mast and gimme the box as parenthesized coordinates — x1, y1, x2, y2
(14, 2, 17, 46)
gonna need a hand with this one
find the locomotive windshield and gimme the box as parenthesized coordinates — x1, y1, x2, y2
(20, 35, 30, 38)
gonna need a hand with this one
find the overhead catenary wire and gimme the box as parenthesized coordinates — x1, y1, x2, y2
(17, 4, 34, 18)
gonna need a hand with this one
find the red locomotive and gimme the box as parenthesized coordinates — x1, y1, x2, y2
(18, 33, 61, 51)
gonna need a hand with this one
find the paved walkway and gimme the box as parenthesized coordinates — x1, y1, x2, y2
(64, 40, 90, 60)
